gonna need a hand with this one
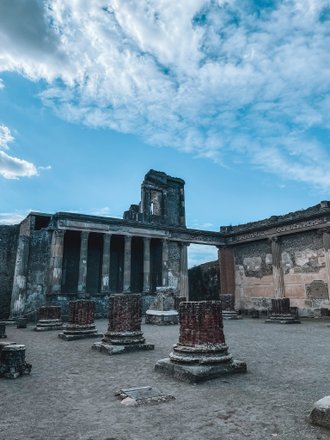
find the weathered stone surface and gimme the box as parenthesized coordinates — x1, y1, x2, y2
(116, 386, 175, 406)
(92, 294, 154, 354)
(145, 287, 178, 325)
(0, 323, 7, 338)
(309, 396, 330, 429)
(0, 342, 32, 379)
(155, 301, 247, 383)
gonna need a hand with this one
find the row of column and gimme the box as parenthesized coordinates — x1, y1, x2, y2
(49, 230, 187, 296)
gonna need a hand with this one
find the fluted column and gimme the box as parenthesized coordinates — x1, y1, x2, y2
(271, 237, 285, 299)
(10, 235, 30, 317)
(162, 239, 169, 286)
(48, 229, 65, 294)
(77, 231, 89, 294)
(143, 237, 151, 293)
(101, 234, 111, 293)
(123, 235, 132, 292)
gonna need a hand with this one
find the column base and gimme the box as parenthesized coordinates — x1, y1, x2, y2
(155, 358, 247, 383)
(222, 311, 242, 320)
(92, 341, 154, 355)
(34, 319, 63, 331)
(58, 324, 103, 341)
(265, 314, 301, 324)
(145, 310, 178, 325)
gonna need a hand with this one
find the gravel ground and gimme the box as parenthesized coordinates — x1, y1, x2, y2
(1, 318, 330, 440)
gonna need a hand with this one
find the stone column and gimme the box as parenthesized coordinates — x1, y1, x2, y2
(162, 239, 169, 286)
(10, 235, 30, 317)
(322, 229, 330, 290)
(34, 306, 62, 331)
(155, 301, 247, 382)
(123, 235, 132, 292)
(77, 231, 89, 295)
(179, 243, 189, 299)
(101, 234, 111, 293)
(271, 237, 285, 299)
(48, 229, 65, 294)
(58, 300, 101, 340)
(143, 237, 151, 293)
(92, 294, 154, 354)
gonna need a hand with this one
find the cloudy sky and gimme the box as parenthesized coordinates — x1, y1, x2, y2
(1, 0, 330, 266)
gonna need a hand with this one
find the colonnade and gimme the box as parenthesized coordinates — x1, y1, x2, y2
(48, 229, 188, 297)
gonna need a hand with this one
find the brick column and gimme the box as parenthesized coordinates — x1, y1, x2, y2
(48, 229, 65, 294)
(92, 294, 154, 353)
(219, 247, 235, 295)
(143, 237, 151, 293)
(58, 300, 101, 340)
(271, 237, 285, 299)
(123, 236, 132, 292)
(155, 300, 247, 382)
(77, 231, 89, 294)
(162, 239, 169, 286)
(101, 234, 111, 293)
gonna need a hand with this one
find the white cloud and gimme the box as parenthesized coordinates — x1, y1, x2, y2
(1, 1, 330, 190)
(0, 124, 38, 179)
(0, 211, 27, 225)
(188, 244, 218, 268)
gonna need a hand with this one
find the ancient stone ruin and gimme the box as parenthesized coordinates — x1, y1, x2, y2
(58, 300, 102, 340)
(0, 341, 32, 379)
(145, 287, 178, 325)
(155, 300, 247, 383)
(265, 298, 301, 324)
(220, 293, 240, 320)
(92, 293, 154, 354)
(34, 305, 63, 331)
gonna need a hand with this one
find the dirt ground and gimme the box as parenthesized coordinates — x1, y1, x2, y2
(1, 317, 330, 440)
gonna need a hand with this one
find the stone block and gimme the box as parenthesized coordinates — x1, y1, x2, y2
(309, 396, 330, 429)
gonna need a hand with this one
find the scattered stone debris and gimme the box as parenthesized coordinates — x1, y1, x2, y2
(265, 298, 301, 324)
(93, 294, 154, 355)
(309, 395, 330, 429)
(155, 301, 247, 383)
(145, 287, 178, 325)
(34, 306, 63, 331)
(0, 341, 32, 379)
(16, 317, 27, 329)
(58, 300, 102, 341)
(115, 386, 175, 406)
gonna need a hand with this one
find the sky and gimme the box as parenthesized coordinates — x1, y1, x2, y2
(0, 0, 330, 267)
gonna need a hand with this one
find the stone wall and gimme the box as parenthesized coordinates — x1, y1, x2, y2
(0, 225, 19, 319)
(188, 260, 219, 301)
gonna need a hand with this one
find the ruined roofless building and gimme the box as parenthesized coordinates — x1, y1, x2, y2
(0, 170, 223, 320)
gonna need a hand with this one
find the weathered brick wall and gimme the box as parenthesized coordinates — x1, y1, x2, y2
(108, 294, 142, 332)
(0, 225, 19, 319)
(179, 301, 225, 346)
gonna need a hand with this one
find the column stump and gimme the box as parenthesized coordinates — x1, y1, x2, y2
(155, 301, 247, 383)
(265, 298, 301, 324)
(34, 306, 63, 331)
(58, 300, 102, 341)
(92, 294, 154, 355)
(220, 294, 241, 320)
(0, 341, 32, 379)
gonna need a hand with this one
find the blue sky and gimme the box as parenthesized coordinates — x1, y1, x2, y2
(0, 0, 330, 266)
